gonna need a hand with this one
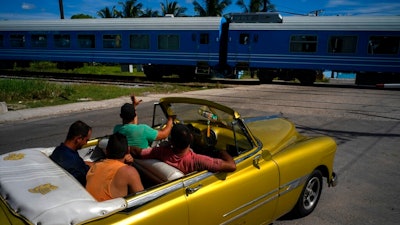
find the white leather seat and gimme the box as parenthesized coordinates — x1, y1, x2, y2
(133, 159, 184, 184)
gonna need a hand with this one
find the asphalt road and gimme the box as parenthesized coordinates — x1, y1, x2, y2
(1, 84, 399, 225)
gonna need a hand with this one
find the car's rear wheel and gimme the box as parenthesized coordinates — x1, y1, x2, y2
(291, 170, 323, 218)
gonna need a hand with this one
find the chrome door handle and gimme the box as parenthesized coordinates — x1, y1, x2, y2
(186, 184, 203, 195)
(253, 155, 261, 169)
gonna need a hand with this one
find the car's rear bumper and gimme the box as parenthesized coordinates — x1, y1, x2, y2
(329, 172, 338, 187)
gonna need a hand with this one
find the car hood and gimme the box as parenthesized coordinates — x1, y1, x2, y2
(245, 116, 305, 155)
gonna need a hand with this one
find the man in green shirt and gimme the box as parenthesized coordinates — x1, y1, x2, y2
(114, 103, 173, 149)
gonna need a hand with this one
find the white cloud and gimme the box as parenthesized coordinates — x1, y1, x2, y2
(21, 2, 36, 10)
(327, 0, 359, 7)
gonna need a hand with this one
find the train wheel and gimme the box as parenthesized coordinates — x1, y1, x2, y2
(257, 69, 275, 84)
(297, 70, 316, 85)
(143, 66, 162, 81)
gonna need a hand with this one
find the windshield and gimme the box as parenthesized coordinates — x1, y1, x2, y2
(153, 98, 254, 156)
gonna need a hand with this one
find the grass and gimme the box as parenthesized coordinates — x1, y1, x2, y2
(14, 61, 145, 77)
(0, 78, 214, 110)
(0, 62, 222, 110)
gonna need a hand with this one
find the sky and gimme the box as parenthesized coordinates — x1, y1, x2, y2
(1, 0, 400, 20)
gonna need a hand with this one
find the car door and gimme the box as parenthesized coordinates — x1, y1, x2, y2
(185, 122, 280, 225)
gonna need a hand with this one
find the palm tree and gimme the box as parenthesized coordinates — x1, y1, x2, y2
(141, 8, 160, 17)
(160, 0, 187, 17)
(193, 0, 232, 17)
(117, 0, 143, 18)
(97, 6, 119, 18)
(236, 0, 275, 13)
(261, 0, 275, 12)
(71, 14, 94, 19)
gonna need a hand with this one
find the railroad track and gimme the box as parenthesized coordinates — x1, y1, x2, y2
(0, 70, 261, 86)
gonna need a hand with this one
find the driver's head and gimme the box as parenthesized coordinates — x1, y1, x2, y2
(171, 124, 192, 151)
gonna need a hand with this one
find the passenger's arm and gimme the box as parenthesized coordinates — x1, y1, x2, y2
(129, 146, 142, 158)
(218, 150, 237, 172)
(155, 116, 174, 140)
(125, 166, 144, 194)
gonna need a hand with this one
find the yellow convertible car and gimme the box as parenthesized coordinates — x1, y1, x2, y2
(0, 97, 337, 225)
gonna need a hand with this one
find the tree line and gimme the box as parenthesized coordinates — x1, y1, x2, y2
(71, 0, 276, 19)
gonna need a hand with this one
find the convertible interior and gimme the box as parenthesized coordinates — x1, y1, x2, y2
(0, 102, 255, 224)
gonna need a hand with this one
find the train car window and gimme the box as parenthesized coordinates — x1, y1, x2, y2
(290, 35, 317, 53)
(328, 36, 357, 53)
(368, 36, 400, 55)
(0, 35, 3, 47)
(54, 34, 71, 48)
(239, 33, 250, 45)
(158, 34, 179, 50)
(103, 34, 121, 48)
(10, 34, 25, 48)
(31, 34, 47, 48)
(130, 34, 150, 49)
(200, 33, 209, 44)
(78, 34, 95, 48)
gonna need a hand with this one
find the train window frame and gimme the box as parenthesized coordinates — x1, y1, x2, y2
(328, 35, 358, 54)
(290, 35, 317, 53)
(103, 34, 122, 49)
(77, 34, 95, 49)
(31, 34, 48, 48)
(368, 36, 400, 55)
(239, 33, 250, 45)
(10, 34, 25, 48)
(130, 34, 150, 50)
(158, 34, 179, 50)
(54, 34, 71, 48)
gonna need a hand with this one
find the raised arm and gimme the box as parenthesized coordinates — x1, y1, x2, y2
(155, 116, 174, 140)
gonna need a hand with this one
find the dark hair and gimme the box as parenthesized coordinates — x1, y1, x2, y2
(171, 124, 192, 150)
(120, 103, 136, 123)
(66, 120, 92, 140)
(106, 132, 128, 159)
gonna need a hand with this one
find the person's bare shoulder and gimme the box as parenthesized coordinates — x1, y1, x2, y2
(119, 164, 140, 179)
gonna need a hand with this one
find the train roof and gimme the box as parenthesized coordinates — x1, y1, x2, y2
(0, 17, 222, 31)
(229, 16, 400, 31)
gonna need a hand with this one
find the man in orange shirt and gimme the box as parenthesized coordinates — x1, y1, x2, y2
(86, 133, 144, 201)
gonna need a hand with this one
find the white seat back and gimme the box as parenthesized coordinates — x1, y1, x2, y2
(0, 148, 127, 225)
(134, 159, 184, 184)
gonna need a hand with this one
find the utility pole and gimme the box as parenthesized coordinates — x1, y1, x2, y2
(309, 9, 323, 16)
(59, 0, 65, 19)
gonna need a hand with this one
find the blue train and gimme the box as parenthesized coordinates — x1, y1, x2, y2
(0, 13, 399, 85)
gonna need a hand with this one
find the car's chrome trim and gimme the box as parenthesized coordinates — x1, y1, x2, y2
(126, 182, 184, 209)
(279, 175, 309, 196)
(243, 114, 282, 123)
(222, 188, 279, 219)
(220, 175, 308, 225)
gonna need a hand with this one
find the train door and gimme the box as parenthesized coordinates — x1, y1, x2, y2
(232, 31, 254, 77)
(194, 32, 213, 76)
